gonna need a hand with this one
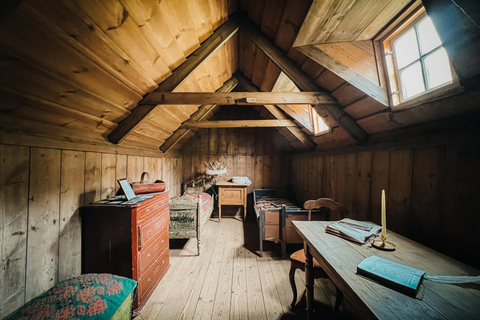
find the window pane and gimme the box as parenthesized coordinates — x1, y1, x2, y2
(394, 28, 420, 69)
(417, 17, 442, 55)
(400, 62, 425, 99)
(424, 48, 452, 89)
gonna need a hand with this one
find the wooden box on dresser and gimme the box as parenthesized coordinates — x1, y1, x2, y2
(80, 192, 170, 313)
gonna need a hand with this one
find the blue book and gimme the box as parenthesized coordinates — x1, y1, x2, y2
(357, 255, 425, 297)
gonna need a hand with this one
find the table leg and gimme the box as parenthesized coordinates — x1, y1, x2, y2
(219, 204, 222, 221)
(305, 244, 314, 319)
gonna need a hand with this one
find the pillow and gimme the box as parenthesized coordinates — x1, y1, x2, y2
(5, 273, 137, 320)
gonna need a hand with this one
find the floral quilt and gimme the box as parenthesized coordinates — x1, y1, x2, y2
(5, 273, 137, 320)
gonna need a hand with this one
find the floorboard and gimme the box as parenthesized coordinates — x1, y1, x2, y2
(137, 215, 359, 320)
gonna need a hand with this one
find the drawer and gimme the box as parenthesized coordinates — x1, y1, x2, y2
(137, 247, 169, 302)
(265, 210, 280, 224)
(138, 193, 169, 221)
(139, 227, 169, 273)
(140, 212, 169, 248)
(264, 224, 280, 241)
(221, 188, 245, 205)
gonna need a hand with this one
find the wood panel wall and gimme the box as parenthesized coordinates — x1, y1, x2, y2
(181, 106, 294, 198)
(292, 140, 480, 269)
(0, 144, 182, 318)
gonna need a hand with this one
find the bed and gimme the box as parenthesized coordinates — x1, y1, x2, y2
(169, 192, 214, 255)
(254, 189, 330, 258)
(4, 273, 137, 320)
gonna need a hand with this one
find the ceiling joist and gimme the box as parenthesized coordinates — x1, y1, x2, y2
(234, 71, 316, 151)
(107, 12, 242, 144)
(143, 91, 336, 105)
(183, 120, 297, 128)
(240, 17, 368, 143)
(159, 77, 239, 153)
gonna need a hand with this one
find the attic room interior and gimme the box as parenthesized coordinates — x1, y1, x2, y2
(1, 0, 480, 319)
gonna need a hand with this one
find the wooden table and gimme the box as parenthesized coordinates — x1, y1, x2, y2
(216, 182, 248, 220)
(292, 221, 480, 320)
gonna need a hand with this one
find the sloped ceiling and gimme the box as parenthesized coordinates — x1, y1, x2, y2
(1, 0, 479, 156)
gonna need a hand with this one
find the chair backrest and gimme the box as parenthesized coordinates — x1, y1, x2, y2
(303, 198, 349, 221)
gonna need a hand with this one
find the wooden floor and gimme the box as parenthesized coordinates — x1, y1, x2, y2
(136, 214, 359, 320)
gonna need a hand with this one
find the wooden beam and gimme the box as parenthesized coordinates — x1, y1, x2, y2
(143, 92, 336, 105)
(241, 18, 368, 143)
(107, 13, 241, 144)
(159, 77, 238, 153)
(183, 120, 297, 128)
(297, 44, 389, 106)
(234, 72, 316, 151)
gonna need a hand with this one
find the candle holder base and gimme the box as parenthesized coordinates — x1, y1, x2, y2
(372, 239, 396, 251)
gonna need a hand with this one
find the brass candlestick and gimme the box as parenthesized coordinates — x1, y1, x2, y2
(372, 234, 396, 251)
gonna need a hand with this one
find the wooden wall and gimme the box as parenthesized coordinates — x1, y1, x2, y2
(181, 106, 294, 199)
(292, 139, 480, 269)
(0, 144, 182, 318)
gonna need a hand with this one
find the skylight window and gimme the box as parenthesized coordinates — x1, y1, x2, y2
(383, 13, 454, 105)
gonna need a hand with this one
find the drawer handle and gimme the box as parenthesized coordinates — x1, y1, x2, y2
(148, 278, 151, 282)
(155, 222, 161, 229)
(147, 253, 151, 258)
(138, 227, 142, 251)
(146, 208, 150, 213)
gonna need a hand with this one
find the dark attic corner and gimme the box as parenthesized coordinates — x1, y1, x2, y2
(0, 0, 479, 319)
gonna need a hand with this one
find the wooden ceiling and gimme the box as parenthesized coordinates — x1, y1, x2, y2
(1, 0, 479, 155)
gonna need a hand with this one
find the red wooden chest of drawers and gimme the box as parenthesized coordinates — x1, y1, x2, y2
(80, 192, 170, 312)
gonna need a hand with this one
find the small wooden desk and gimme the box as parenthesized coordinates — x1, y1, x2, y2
(292, 221, 480, 320)
(216, 182, 248, 220)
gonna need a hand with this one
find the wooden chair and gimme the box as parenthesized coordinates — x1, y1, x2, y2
(289, 198, 349, 310)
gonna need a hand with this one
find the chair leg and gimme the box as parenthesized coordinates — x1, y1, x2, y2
(334, 286, 343, 314)
(289, 262, 298, 308)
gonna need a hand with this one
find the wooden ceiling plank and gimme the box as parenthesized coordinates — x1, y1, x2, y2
(294, 0, 357, 47)
(143, 92, 336, 105)
(327, 0, 392, 43)
(297, 44, 389, 106)
(58, 0, 168, 84)
(159, 0, 200, 57)
(183, 119, 297, 128)
(241, 18, 368, 142)
(107, 12, 241, 144)
(155, 12, 241, 93)
(118, 0, 185, 71)
(356, 0, 412, 41)
(261, 0, 287, 40)
(22, 0, 156, 94)
(159, 76, 238, 153)
(187, 0, 214, 43)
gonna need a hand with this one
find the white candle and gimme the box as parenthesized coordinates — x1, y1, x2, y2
(381, 189, 386, 237)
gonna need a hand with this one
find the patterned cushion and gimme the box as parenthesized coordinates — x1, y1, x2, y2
(256, 196, 299, 211)
(5, 274, 137, 320)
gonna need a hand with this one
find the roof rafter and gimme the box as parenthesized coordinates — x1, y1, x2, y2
(107, 12, 242, 144)
(240, 17, 369, 143)
(234, 71, 316, 151)
(159, 77, 238, 153)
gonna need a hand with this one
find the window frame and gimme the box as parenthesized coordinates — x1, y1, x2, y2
(377, 6, 459, 110)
